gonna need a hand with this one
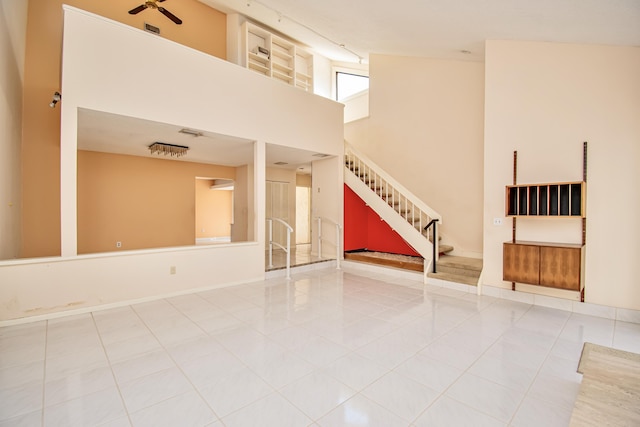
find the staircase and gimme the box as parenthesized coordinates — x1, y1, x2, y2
(428, 255, 482, 286)
(344, 142, 482, 286)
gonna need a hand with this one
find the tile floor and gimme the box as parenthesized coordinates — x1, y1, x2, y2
(266, 244, 331, 272)
(1, 267, 640, 426)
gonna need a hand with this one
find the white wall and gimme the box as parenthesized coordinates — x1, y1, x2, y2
(313, 54, 332, 98)
(346, 54, 485, 257)
(312, 156, 344, 258)
(0, 6, 343, 321)
(343, 90, 369, 123)
(484, 40, 640, 310)
(0, 0, 27, 260)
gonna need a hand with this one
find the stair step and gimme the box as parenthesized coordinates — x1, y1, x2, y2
(427, 255, 482, 285)
(427, 271, 479, 286)
(344, 251, 423, 272)
(437, 254, 483, 271)
(438, 244, 454, 254)
(343, 251, 481, 287)
(434, 264, 479, 278)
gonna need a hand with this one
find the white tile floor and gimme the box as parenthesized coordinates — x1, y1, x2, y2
(266, 244, 331, 272)
(1, 267, 640, 427)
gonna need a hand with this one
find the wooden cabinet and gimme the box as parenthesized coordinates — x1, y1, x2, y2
(504, 241, 584, 292)
(503, 242, 539, 284)
(242, 22, 314, 92)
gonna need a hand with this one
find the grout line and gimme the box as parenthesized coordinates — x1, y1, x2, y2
(408, 299, 532, 424)
(41, 320, 49, 427)
(90, 311, 133, 426)
(505, 308, 575, 425)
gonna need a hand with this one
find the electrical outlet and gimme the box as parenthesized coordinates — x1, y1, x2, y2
(116, 241, 122, 248)
(493, 218, 503, 226)
(170, 266, 176, 275)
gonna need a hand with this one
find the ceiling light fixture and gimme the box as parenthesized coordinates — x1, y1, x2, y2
(178, 128, 202, 137)
(460, 50, 472, 55)
(149, 142, 189, 157)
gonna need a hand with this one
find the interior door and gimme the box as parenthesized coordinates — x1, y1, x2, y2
(266, 180, 289, 247)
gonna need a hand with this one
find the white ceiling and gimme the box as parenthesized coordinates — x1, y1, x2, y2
(78, 109, 324, 173)
(200, 0, 640, 63)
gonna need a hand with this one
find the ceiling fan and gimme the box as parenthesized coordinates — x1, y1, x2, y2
(128, 0, 182, 25)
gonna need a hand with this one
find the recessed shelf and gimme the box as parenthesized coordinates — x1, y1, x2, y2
(272, 62, 293, 73)
(242, 22, 313, 92)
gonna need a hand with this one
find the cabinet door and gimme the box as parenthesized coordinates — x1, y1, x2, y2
(539, 247, 581, 290)
(503, 243, 539, 285)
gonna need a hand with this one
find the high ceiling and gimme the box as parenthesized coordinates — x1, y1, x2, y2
(79, 1, 639, 171)
(200, 0, 640, 63)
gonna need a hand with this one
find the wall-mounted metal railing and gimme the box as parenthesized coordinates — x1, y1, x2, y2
(266, 217, 293, 279)
(315, 217, 342, 270)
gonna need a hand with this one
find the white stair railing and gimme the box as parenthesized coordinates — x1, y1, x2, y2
(315, 217, 342, 270)
(344, 141, 442, 266)
(266, 217, 293, 280)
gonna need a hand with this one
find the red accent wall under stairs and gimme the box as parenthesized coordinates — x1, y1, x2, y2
(344, 184, 421, 257)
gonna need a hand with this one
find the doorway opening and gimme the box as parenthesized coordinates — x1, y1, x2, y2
(195, 177, 234, 244)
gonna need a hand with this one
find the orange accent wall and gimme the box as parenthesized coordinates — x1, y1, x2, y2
(344, 185, 421, 257)
(195, 179, 233, 239)
(77, 151, 235, 254)
(22, 0, 227, 257)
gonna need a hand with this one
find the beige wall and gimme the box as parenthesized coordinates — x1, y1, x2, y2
(21, 0, 227, 258)
(0, 0, 26, 259)
(232, 164, 253, 242)
(346, 54, 485, 257)
(77, 151, 235, 253)
(484, 41, 640, 310)
(195, 179, 233, 239)
(296, 173, 311, 187)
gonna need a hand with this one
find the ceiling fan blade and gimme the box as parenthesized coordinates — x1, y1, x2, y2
(158, 7, 182, 24)
(128, 4, 148, 14)
(157, 0, 166, 2)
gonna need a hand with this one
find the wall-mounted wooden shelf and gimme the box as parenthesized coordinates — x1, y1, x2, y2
(504, 142, 588, 301)
(506, 181, 585, 217)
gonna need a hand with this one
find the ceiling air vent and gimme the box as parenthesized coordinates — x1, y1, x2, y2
(274, 162, 288, 165)
(144, 22, 161, 35)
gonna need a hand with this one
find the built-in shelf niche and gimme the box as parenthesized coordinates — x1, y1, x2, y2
(506, 182, 585, 217)
(242, 21, 313, 92)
